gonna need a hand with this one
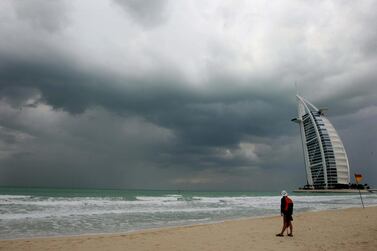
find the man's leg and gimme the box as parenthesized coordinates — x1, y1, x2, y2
(287, 221, 293, 236)
(279, 218, 287, 235)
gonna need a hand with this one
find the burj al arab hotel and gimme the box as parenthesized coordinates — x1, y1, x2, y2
(292, 95, 350, 189)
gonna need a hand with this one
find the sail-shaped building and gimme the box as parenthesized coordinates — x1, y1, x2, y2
(292, 95, 350, 189)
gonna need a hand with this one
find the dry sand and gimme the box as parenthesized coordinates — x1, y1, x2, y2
(1, 206, 377, 251)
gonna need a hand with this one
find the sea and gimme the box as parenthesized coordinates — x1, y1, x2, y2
(1, 187, 377, 240)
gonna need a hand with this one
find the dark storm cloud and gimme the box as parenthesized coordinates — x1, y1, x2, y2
(113, 0, 169, 27)
(11, 0, 70, 32)
(0, 49, 299, 189)
(0, 0, 377, 190)
(0, 52, 296, 153)
(0, 43, 296, 140)
(0, 101, 177, 188)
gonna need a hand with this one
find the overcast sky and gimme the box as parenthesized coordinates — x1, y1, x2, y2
(0, 0, 376, 191)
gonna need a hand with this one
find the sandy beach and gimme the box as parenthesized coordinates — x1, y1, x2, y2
(1, 206, 376, 251)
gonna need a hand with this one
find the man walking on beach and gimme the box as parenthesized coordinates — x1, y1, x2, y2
(276, 190, 293, 237)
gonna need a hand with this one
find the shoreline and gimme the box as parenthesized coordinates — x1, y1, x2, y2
(0, 212, 280, 241)
(1, 205, 368, 242)
(2, 203, 373, 241)
(1, 206, 377, 251)
(2, 204, 373, 242)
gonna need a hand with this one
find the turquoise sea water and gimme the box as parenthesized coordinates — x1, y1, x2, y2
(1, 187, 376, 239)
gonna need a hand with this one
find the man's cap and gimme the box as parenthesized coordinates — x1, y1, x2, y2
(281, 190, 288, 196)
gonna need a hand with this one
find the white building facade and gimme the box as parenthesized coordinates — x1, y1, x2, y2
(292, 95, 350, 189)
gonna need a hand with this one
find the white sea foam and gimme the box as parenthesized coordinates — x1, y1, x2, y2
(192, 196, 281, 208)
(136, 196, 182, 202)
(0, 195, 231, 220)
(0, 195, 31, 199)
(0, 206, 231, 220)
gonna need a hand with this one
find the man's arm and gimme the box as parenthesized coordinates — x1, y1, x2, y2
(280, 197, 285, 215)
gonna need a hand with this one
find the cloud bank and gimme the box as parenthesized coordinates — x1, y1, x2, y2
(0, 0, 376, 190)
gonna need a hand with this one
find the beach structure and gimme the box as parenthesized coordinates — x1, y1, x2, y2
(292, 95, 350, 189)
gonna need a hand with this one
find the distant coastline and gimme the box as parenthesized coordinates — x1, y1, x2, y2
(293, 188, 371, 193)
